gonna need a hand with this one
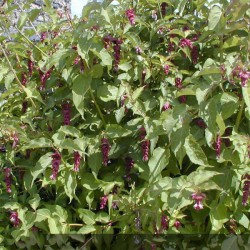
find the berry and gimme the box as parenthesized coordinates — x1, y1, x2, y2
(175, 77, 182, 89)
(28, 59, 34, 77)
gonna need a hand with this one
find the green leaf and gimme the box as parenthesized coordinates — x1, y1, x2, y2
(148, 147, 169, 182)
(28, 194, 40, 211)
(78, 225, 97, 234)
(17, 12, 28, 29)
(184, 135, 209, 166)
(95, 212, 110, 223)
(99, 49, 112, 66)
(91, 64, 103, 78)
(58, 126, 81, 138)
(221, 236, 239, 250)
(31, 153, 52, 186)
(132, 86, 145, 101)
(188, 169, 221, 186)
(106, 124, 132, 138)
(78, 209, 96, 225)
(72, 74, 91, 118)
(170, 123, 189, 167)
(242, 85, 250, 118)
(97, 85, 118, 102)
(64, 170, 77, 202)
(210, 202, 229, 233)
(22, 138, 52, 150)
(81, 173, 100, 190)
(208, 5, 222, 31)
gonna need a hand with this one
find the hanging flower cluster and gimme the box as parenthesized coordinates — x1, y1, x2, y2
(124, 156, 134, 181)
(28, 59, 34, 77)
(113, 38, 122, 72)
(179, 38, 193, 49)
(215, 135, 222, 158)
(163, 64, 169, 75)
(9, 211, 21, 227)
(39, 68, 53, 90)
(242, 174, 250, 206)
(101, 138, 111, 166)
(50, 151, 61, 180)
(100, 195, 108, 210)
(191, 192, 206, 210)
(238, 70, 250, 87)
(73, 151, 81, 172)
(62, 102, 71, 126)
(162, 101, 171, 111)
(139, 127, 150, 162)
(11, 132, 19, 149)
(125, 9, 136, 25)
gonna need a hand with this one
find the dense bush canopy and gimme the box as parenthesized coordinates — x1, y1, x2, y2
(0, 0, 250, 249)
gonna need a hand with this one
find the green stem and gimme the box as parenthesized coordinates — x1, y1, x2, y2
(15, 27, 47, 57)
(235, 99, 244, 132)
(220, 35, 223, 63)
(88, 88, 106, 128)
(157, 0, 163, 20)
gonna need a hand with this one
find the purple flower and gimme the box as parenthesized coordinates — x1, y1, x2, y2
(62, 103, 71, 126)
(238, 70, 250, 87)
(50, 151, 61, 180)
(161, 215, 169, 231)
(191, 46, 199, 64)
(174, 220, 181, 230)
(21, 73, 27, 86)
(10, 211, 20, 227)
(175, 78, 182, 89)
(215, 135, 222, 158)
(28, 59, 34, 77)
(140, 127, 150, 161)
(4, 168, 12, 193)
(101, 138, 110, 166)
(73, 151, 81, 172)
(39, 68, 53, 90)
(40, 32, 47, 42)
(125, 9, 136, 25)
(191, 192, 206, 211)
(242, 174, 250, 206)
(135, 46, 142, 55)
(100, 195, 108, 210)
(179, 38, 193, 49)
(162, 102, 171, 111)
(164, 64, 169, 75)
(11, 132, 19, 149)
